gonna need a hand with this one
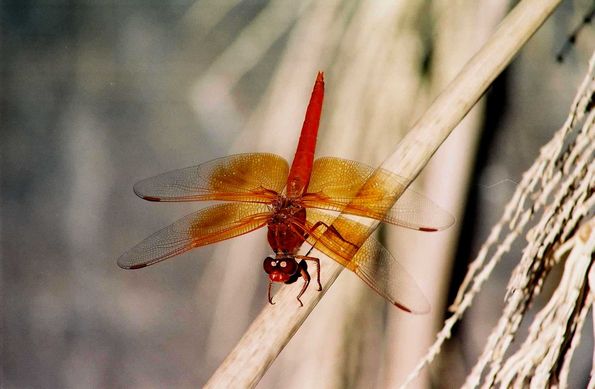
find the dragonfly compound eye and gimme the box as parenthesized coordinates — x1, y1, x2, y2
(263, 257, 276, 274)
(279, 258, 298, 275)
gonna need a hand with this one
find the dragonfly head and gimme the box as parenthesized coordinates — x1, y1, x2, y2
(263, 256, 299, 283)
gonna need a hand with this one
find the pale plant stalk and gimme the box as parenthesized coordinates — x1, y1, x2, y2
(187, 0, 307, 128)
(204, 0, 563, 387)
(498, 218, 595, 388)
(466, 65, 594, 388)
(401, 52, 595, 388)
(589, 265, 595, 389)
(383, 1, 505, 386)
(182, 0, 243, 36)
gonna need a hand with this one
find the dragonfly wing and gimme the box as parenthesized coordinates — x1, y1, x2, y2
(381, 189, 454, 231)
(352, 237, 430, 314)
(304, 157, 374, 212)
(303, 209, 429, 313)
(134, 153, 289, 203)
(118, 203, 271, 269)
(303, 157, 454, 231)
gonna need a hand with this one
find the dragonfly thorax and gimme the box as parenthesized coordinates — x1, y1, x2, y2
(267, 199, 307, 255)
(271, 195, 302, 212)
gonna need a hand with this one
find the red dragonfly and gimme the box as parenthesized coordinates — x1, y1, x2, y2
(118, 72, 453, 313)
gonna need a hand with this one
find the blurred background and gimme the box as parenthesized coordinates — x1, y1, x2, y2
(2, 0, 593, 388)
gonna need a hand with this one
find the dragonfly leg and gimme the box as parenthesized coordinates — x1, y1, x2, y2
(296, 255, 322, 291)
(295, 264, 311, 307)
(304, 221, 359, 256)
(267, 281, 276, 305)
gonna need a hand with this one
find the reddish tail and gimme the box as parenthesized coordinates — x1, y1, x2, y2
(286, 72, 325, 198)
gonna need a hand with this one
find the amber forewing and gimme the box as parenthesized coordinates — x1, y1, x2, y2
(302, 157, 454, 231)
(133, 153, 289, 203)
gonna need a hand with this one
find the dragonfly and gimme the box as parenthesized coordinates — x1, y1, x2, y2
(118, 72, 453, 313)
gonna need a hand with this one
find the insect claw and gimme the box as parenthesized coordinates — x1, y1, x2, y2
(268, 282, 276, 305)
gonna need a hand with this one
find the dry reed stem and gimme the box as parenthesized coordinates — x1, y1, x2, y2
(401, 52, 595, 388)
(498, 218, 595, 387)
(470, 79, 594, 388)
(589, 265, 595, 389)
(183, 0, 243, 36)
(205, 0, 562, 387)
(189, 0, 305, 109)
